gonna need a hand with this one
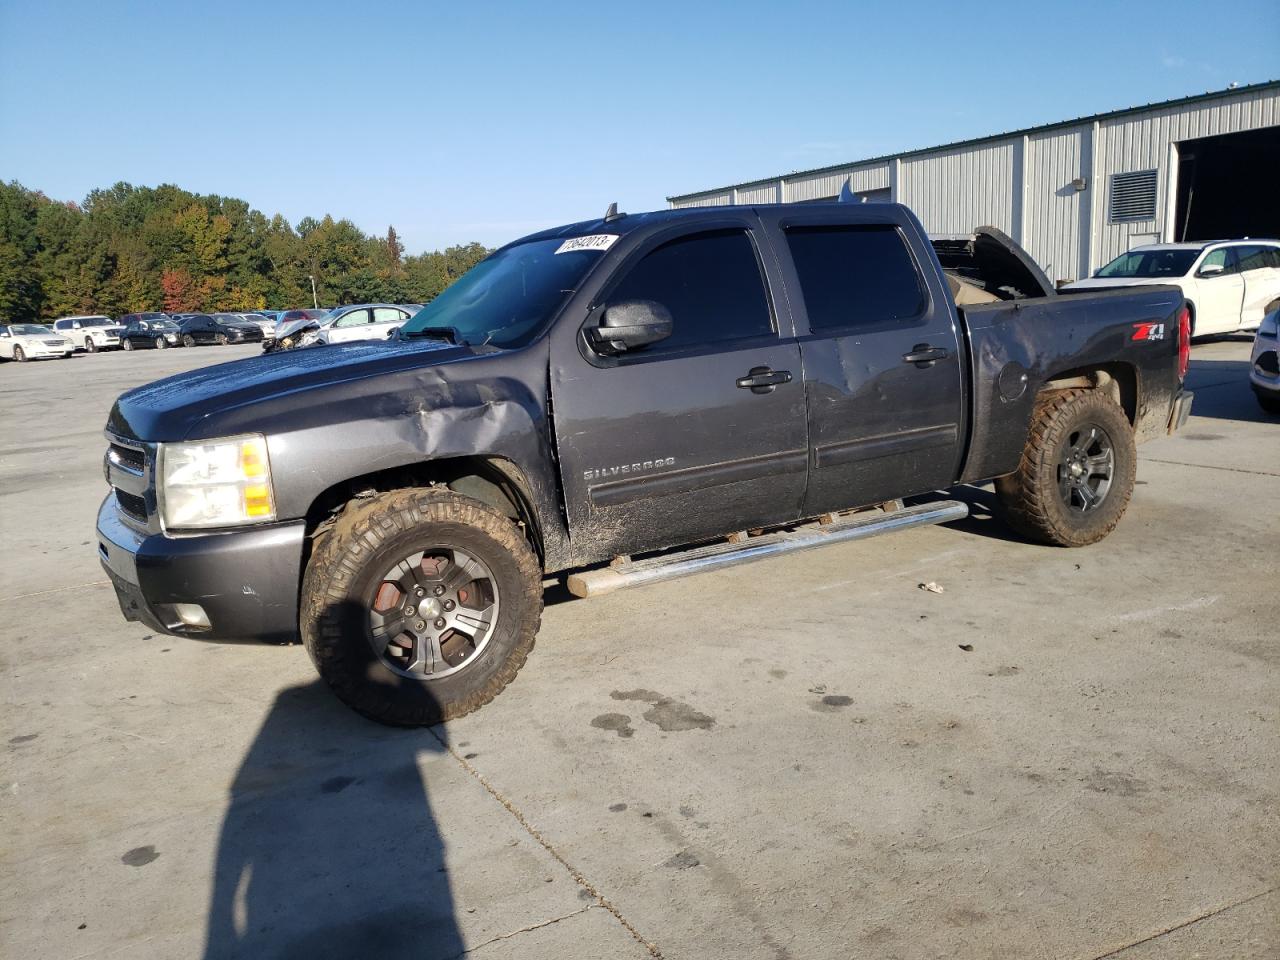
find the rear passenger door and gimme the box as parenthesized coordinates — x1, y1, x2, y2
(759, 207, 965, 516)
(1235, 244, 1280, 329)
(550, 221, 808, 561)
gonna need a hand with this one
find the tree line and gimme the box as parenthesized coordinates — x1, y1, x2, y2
(0, 180, 491, 323)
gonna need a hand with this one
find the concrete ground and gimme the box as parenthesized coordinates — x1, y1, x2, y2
(0, 339, 1276, 959)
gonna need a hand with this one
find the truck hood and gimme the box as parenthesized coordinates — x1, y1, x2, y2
(107, 338, 471, 441)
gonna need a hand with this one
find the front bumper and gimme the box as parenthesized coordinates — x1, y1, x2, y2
(1249, 336, 1279, 398)
(1167, 389, 1194, 434)
(96, 495, 306, 641)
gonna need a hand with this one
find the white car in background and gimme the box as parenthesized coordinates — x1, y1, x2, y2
(288, 303, 419, 347)
(1250, 299, 1280, 415)
(1066, 240, 1280, 337)
(50, 315, 126, 352)
(0, 323, 76, 361)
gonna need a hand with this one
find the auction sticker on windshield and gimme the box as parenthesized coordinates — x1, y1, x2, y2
(555, 234, 619, 255)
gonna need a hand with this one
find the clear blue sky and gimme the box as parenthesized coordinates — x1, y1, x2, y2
(2, 0, 1276, 253)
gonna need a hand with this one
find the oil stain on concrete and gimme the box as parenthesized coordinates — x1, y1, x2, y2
(610, 689, 715, 732)
(591, 713, 635, 738)
(121, 846, 159, 867)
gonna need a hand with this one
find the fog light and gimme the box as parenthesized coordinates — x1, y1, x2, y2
(172, 603, 211, 629)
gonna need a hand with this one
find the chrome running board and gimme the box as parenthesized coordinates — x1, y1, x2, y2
(566, 499, 969, 598)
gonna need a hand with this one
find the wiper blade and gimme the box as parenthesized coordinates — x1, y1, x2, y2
(401, 325, 464, 345)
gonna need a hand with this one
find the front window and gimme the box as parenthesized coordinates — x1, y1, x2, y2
(400, 237, 608, 348)
(1096, 249, 1199, 278)
(10, 324, 51, 335)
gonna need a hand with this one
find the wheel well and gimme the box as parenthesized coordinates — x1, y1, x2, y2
(1039, 363, 1137, 424)
(304, 456, 544, 561)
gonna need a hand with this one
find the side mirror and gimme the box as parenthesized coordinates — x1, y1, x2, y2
(1198, 263, 1225, 277)
(588, 300, 674, 355)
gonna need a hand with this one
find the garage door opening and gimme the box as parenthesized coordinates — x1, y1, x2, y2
(1174, 126, 1280, 241)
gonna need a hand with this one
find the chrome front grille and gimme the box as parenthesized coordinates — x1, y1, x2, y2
(104, 432, 158, 532)
(115, 488, 147, 522)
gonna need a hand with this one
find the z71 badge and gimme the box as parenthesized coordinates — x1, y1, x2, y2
(1131, 322, 1165, 341)
(584, 457, 675, 482)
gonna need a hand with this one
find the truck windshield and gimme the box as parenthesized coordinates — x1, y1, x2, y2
(1096, 249, 1199, 278)
(400, 237, 606, 348)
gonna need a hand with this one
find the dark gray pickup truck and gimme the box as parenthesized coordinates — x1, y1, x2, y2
(98, 202, 1193, 725)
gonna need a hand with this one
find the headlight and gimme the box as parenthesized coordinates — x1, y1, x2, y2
(1259, 310, 1279, 339)
(158, 434, 276, 529)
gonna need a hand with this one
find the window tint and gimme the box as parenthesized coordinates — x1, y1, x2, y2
(1235, 245, 1277, 272)
(785, 224, 926, 332)
(1198, 247, 1236, 274)
(604, 229, 773, 353)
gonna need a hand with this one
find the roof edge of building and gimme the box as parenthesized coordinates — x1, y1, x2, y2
(666, 79, 1280, 203)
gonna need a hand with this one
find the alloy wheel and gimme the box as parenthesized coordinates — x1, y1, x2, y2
(367, 547, 500, 680)
(1058, 423, 1114, 512)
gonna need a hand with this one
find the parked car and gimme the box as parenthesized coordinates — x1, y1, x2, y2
(121, 317, 183, 350)
(1250, 298, 1280, 414)
(0, 323, 75, 361)
(97, 202, 1194, 727)
(305, 303, 418, 346)
(1065, 239, 1280, 337)
(272, 309, 329, 335)
(262, 308, 339, 352)
(239, 313, 277, 335)
(51, 315, 125, 352)
(178, 314, 265, 346)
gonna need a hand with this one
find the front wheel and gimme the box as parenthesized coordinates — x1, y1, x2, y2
(215, 333, 228, 345)
(1258, 392, 1280, 415)
(14, 346, 26, 362)
(85, 338, 97, 353)
(154, 336, 168, 350)
(301, 488, 542, 726)
(995, 388, 1136, 547)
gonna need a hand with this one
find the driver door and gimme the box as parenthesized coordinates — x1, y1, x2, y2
(550, 221, 808, 562)
(1191, 247, 1244, 335)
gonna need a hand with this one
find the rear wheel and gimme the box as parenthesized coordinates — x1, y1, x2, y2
(1258, 392, 1280, 415)
(182, 334, 196, 347)
(301, 488, 542, 726)
(995, 389, 1136, 547)
(123, 338, 133, 351)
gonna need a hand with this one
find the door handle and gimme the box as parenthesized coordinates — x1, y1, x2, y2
(902, 344, 948, 368)
(736, 366, 792, 394)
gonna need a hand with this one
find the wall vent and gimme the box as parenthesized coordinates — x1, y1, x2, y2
(1109, 169, 1159, 223)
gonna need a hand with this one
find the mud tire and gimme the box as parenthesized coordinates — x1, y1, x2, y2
(995, 388, 1136, 547)
(301, 488, 542, 726)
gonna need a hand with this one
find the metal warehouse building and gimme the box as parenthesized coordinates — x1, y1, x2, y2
(667, 80, 1280, 285)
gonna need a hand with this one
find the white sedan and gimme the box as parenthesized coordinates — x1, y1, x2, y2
(285, 304, 419, 347)
(0, 323, 76, 361)
(1066, 240, 1280, 337)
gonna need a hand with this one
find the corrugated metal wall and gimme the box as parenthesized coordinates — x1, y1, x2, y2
(787, 163, 889, 201)
(897, 141, 1017, 236)
(1093, 87, 1280, 267)
(668, 85, 1280, 282)
(1024, 126, 1087, 282)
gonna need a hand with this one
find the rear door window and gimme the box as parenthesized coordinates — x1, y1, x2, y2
(784, 224, 927, 333)
(602, 228, 774, 355)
